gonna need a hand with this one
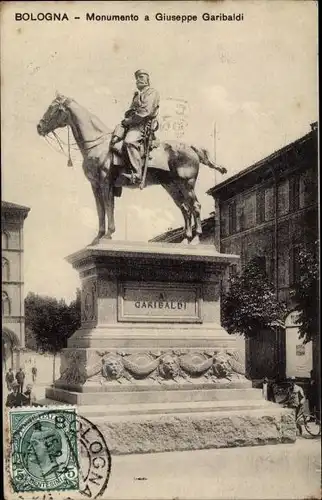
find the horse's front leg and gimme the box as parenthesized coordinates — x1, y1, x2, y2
(104, 184, 116, 239)
(90, 183, 105, 245)
(181, 203, 193, 244)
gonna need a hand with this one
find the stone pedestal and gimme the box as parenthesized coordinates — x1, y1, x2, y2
(45, 241, 295, 453)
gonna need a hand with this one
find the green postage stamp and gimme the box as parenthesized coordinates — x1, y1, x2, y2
(8, 407, 79, 493)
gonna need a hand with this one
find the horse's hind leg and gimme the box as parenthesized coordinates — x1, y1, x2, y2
(90, 183, 106, 245)
(161, 181, 192, 243)
(191, 193, 202, 243)
(180, 179, 201, 243)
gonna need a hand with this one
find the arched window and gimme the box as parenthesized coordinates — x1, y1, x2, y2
(2, 232, 9, 249)
(2, 258, 10, 281)
(2, 292, 11, 316)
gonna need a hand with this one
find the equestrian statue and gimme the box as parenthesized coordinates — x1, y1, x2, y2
(37, 70, 227, 245)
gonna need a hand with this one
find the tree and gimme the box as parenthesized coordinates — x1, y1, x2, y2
(221, 257, 287, 338)
(290, 242, 319, 344)
(25, 292, 81, 353)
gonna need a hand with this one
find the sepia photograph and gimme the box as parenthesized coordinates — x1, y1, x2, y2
(1, 1, 319, 499)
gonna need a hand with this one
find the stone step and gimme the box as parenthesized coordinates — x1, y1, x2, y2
(68, 399, 277, 417)
(40, 398, 274, 415)
(45, 386, 263, 406)
(90, 405, 287, 423)
(90, 406, 295, 455)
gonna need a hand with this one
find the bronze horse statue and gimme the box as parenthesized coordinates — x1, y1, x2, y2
(37, 93, 226, 244)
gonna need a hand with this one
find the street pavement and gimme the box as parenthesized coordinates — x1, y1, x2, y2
(105, 438, 321, 500)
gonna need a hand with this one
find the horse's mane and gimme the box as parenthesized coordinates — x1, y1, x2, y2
(68, 97, 112, 135)
(89, 113, 112, 135)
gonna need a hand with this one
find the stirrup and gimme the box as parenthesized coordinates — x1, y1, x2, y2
(132, 173, 141, 184)
(123, 172, 141, 185)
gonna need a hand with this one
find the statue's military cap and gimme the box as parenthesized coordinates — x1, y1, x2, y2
(134, 69, 149, 78)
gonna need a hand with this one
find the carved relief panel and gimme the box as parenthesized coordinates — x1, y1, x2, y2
(81, 280, 97, 325)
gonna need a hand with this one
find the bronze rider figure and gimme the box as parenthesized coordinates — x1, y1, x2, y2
(111, 70, 160, 185)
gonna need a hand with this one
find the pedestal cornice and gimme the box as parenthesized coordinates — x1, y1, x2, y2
(66, 241, 239, 270)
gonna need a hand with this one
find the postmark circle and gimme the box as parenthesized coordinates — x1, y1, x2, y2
(75, 413, 112, 498)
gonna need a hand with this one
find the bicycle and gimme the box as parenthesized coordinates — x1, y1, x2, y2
(296, 407, 321, 437)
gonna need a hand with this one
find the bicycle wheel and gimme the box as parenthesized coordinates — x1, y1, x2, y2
(303, 414, 321, 437)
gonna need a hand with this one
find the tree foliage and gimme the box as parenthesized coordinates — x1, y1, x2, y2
(290, 243, 319, 343)
(221, 257, 287, 338)
(25, 292, 81, 353)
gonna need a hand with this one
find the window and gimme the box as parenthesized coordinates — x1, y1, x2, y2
(2, 292, 11, 316)
(277, 180, 289, 216)
(289, 175, 300, 212)
(289, 245, 302, 285)
(239, 207, 246, 231)
(2, 258, 10, 281)
(2, 232, 9, 249)
(228, 201, 237, 234)
(264, 186, 274, 220)
(299, 170, 316, 209)
(256, 190, 265, 224)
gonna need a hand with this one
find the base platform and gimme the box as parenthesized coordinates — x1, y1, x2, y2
(42, 395, 295, 455)
(45, 241, 296, 454)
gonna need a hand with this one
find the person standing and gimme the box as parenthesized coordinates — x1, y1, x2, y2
(281, 376, 305, 435)
(16, 367, 25, 393)
(5, 367, 14, 391)
(262, 377, 275, 402)
(307, 370, 318, 419)
(5, 381, 24, 408)
(23, 384, 37, 406)
(32, 365, 37, 383)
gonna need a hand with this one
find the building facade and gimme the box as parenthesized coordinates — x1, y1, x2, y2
(207, 123, 318, 380)
(2, 201, 30, 370)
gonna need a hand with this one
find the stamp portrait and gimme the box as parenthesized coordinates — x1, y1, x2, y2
(9, 407, 79, 494)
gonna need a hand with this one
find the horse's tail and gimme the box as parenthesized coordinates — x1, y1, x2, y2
(190, 146, 227, 174)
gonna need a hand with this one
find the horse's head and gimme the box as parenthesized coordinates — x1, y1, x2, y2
(37, 93, 70, 136)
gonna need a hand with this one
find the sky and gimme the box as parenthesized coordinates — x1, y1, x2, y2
(1, 1, 318, 302)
